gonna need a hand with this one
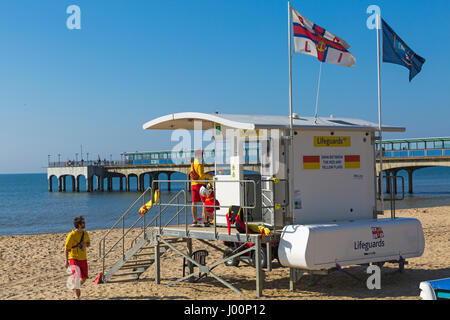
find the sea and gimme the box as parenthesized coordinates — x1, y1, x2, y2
(0, 168, 449, 236)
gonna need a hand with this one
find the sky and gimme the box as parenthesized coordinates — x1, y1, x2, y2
(0, 0, 448, 173)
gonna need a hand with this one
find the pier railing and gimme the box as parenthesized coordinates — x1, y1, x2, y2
(49, 146, 263, 168)
(376, 137, 450, 158)
(49, 160, 134, 167)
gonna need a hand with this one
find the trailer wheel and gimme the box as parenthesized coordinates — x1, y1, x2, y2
(250, 247, 267, 269)
(223, 248, 239, 267)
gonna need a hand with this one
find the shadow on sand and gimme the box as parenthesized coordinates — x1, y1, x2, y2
(155, 262, 450, 299)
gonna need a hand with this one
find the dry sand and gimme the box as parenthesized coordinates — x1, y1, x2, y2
(0, 206, 448, 300)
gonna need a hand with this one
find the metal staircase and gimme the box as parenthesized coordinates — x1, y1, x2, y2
(98, 188, 187, 283)
(103, 234, 181, 282)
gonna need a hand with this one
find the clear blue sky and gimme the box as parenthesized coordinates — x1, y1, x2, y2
(0, 0, 448, 173)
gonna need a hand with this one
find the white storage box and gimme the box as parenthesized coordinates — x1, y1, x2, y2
(278, 218, 425, 270)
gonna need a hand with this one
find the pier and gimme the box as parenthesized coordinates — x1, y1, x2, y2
(376, 137, 450, 194)
(47, 149, 260, 193)
(47, 137, 450, 194)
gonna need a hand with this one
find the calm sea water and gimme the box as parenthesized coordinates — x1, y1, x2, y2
(0, 168, 449, 236)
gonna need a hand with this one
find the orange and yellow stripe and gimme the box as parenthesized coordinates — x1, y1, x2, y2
(345, 155, 360, 169)
(303, 155, 320, 170)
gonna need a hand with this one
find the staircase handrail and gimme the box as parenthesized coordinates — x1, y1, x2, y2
(98, 187, 152, 261)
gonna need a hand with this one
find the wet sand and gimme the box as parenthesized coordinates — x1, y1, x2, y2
(0, 206, 448, 300)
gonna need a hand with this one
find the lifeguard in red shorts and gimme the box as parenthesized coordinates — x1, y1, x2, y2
(64, 216, 90, 300)
(190, 150, 212, 227)
(199, 183, 220, 225)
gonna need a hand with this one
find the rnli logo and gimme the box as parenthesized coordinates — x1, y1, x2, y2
(316, 37, 327, 52)
(372, 227, 384, 239)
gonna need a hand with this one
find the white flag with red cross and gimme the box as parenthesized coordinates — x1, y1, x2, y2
(291, 6, 356, 67)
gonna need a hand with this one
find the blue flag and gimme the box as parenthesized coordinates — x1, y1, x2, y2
(382, 18, 425, 81)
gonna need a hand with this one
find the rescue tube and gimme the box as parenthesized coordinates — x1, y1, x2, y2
(248, 224, 272, 236)
(139, 189, 160, 216)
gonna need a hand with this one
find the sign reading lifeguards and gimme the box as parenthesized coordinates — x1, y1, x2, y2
(314, 136, 351, 147)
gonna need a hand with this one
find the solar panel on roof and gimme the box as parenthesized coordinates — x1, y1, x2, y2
(328, 120, 357, 126)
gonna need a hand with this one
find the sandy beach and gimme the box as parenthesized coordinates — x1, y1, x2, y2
(0, 206, 448, 300)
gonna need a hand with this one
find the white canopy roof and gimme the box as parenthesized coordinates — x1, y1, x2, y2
(142, 112, 405, 132)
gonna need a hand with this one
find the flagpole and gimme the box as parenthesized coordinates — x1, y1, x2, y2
(288, 1, 294, 224)
(376, 13, 384, 215)
(314, 62, 323, 123)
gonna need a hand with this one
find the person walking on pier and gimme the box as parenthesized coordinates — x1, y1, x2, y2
(64, 216, 90, 300)
(190, 150, 212, 227)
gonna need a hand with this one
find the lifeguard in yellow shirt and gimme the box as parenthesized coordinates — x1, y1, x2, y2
(190, 150, 212, 227)
(64, 216, 90, 300)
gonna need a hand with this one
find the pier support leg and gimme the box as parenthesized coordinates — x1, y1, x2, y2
(100, 176, 105, 192)
(126, 176, 130, 192)
(71, 176, 75, 192)
(76, 176, 80, 192)
(139, 175, 144, 192)
(107, 176, 112, 192)
(167, 172, 172, 192)
(86, 175, 93, 193)
(393, 170, 398, 195)
(96, 176, 100, 191)
(152, 173, 159, 190)
(407, 169, 414, 194)
(385, 171, 391, 194)
(62, 176, 66, 192)
(378, 172, 382, 198)
(58, 177, 62, 192)
(48, 177, 53, 192)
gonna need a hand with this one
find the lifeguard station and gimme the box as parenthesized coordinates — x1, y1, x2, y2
(97, 112, 425, 297)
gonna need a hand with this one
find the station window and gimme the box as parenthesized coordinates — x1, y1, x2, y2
(433, 141, 444, 149)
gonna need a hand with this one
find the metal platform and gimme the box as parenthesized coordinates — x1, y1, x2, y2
(154, 224, 280, 243)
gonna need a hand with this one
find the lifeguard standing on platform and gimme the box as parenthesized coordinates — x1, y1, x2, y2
(190, 150, 212, 227)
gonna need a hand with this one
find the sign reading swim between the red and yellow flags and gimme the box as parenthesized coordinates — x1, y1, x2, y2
(303, 154, 361, 170)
